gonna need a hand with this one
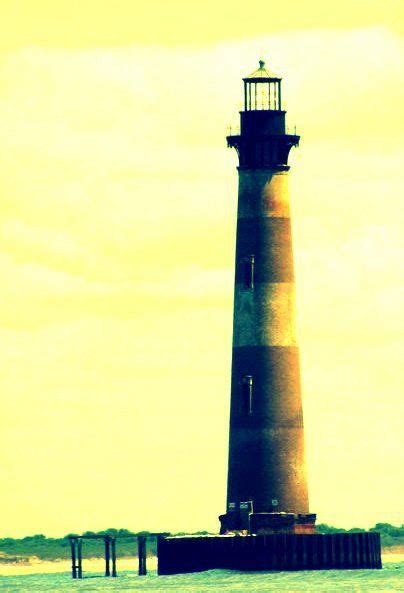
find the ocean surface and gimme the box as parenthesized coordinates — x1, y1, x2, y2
(0, 560, 403, 593)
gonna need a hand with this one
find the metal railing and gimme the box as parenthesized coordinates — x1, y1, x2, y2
(227, 125, 298, 136)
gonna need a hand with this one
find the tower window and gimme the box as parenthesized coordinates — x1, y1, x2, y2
(242, 255, 255, 289)
(242, 375, 253, 416)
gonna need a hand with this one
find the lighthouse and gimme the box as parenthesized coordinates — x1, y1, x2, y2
(220, 60, 315, 534)
(157, 61, 383, 571)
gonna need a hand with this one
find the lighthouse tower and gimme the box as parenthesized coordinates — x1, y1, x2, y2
(220, 61, 315, 534)
(157, 61, 382, 572)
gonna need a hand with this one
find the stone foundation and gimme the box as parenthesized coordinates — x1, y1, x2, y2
(219, 510, 316, 535)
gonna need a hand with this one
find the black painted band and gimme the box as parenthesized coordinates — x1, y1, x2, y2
(234, 217, 294, 283)
(229, 345, 303, 429)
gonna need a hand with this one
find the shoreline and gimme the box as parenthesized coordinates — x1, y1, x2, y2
(0, 551, 402, 576)
(0, 556, 158, 576)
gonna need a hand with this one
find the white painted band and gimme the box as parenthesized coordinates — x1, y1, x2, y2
(232, 282, 297, 347)
(237, 169, 290, 219)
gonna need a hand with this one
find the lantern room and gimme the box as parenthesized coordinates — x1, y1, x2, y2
(227, 59, 299, 167)
(243, 60, 282, 111)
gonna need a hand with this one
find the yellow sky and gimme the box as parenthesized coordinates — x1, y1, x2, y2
(0, 3, 403, 537)
(1, 0, 403, 49)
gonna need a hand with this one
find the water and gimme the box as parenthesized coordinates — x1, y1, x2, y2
(0, 561, 403, 593)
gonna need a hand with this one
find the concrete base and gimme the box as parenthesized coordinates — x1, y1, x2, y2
(250, 512, 317, 534)
(157, 533, 382, 575)
(219, 510, 316, 535)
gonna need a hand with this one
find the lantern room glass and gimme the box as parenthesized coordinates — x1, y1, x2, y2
(244, 79, 281, 111)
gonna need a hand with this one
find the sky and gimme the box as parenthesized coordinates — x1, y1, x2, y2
(0, 1, 403, 537)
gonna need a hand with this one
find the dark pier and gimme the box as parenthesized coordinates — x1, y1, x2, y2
(68, 534, 152, 579)
(69, 535, 117, 578)
(157, 533, 382, 575)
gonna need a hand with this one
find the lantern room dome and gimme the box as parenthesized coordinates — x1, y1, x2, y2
(243, 60, 281, 82)
(242, 60, 283, 111)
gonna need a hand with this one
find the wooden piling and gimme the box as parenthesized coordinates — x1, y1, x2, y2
(311, 534, 319, 569)
(320, 534, 328, 568)
(281, 534, 289, 569)
(336, 533, 345, 568)
(372, 532, 381, 568)
(374, 533, 380, 568)
(301, 534, 309, 569)
(70, 538, 77, 579)
(353, 533, 360, 568)
(358, 532, 365, 567)
(364, 533, 370, 568)
(156, 535, 161, 574)
(77, 538, 83, 579)
(111, 537, 117, 577)
(369, 533, 376, 568)
(138, 535, 147, 575)
(290, 533, 299, 569)
(77, 538, 83, 578)
(104, 536, 111, 577)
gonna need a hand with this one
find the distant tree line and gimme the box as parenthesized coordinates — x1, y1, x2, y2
(316, 523, 404, 548)
(0, 524, 402, 562)
(0, 528, 210, 561)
